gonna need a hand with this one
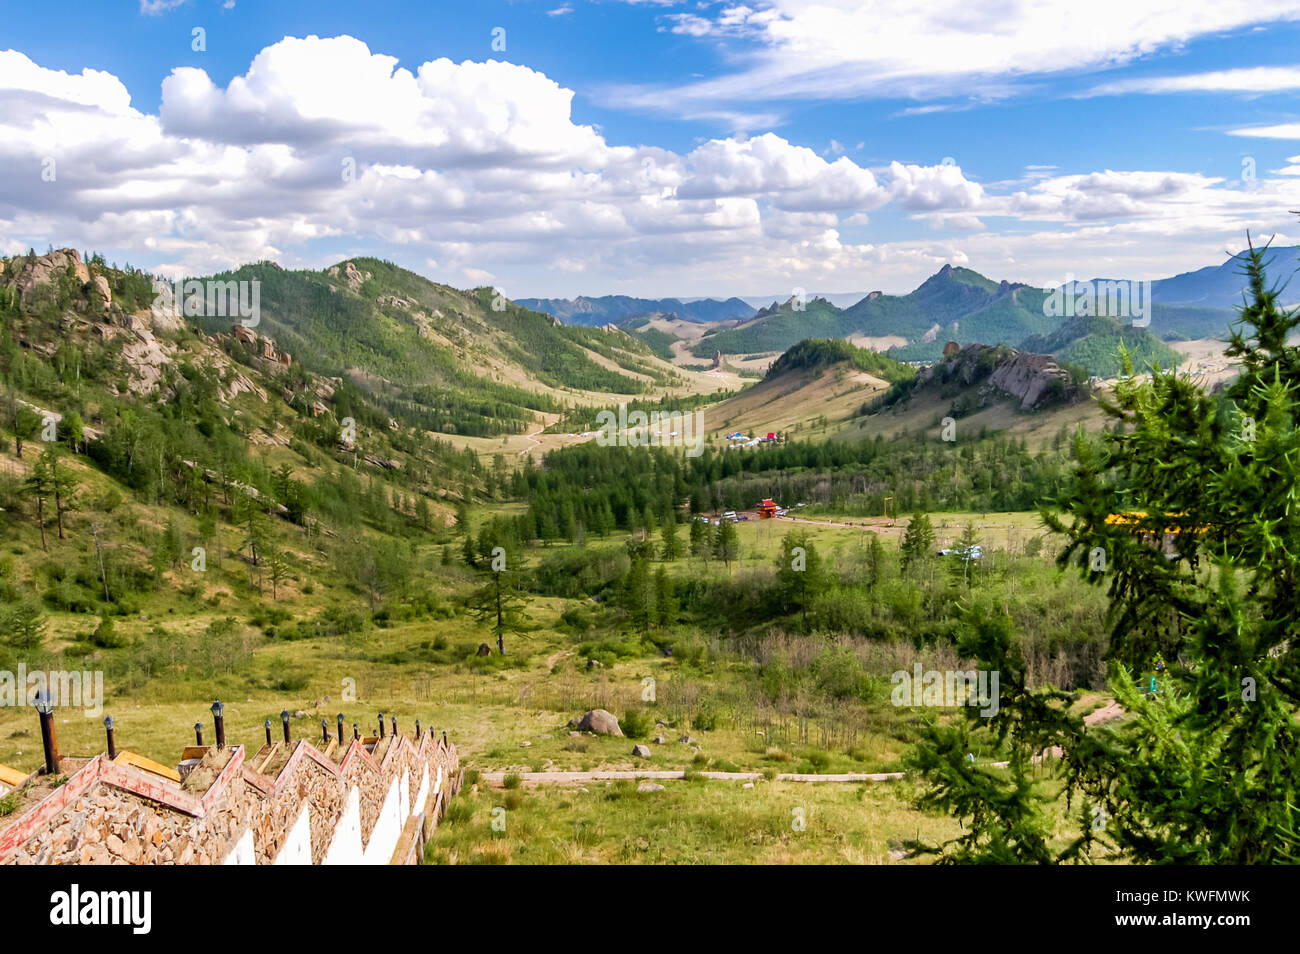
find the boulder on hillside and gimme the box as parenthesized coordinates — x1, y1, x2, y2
(575, 709, 623, 736)
(632, 744, 651, 758)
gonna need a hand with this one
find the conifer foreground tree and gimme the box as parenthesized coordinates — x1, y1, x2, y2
(900, 511, 934, 572)
(467, 534, 530, 654)
(906, 238, 1300, 864)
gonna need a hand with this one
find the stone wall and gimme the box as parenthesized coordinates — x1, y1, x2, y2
(0, 730, 459, 866)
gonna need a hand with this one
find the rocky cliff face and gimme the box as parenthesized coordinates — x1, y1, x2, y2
(2, 249, 291, 401)
(12, 248, 111, 308)
(912, 343, 1076, 411)
(987, 350, 1074, 410)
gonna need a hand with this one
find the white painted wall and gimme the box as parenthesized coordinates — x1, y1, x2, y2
(272, 803, 313, 865)
(322, 786, 363, 866)
(360, 777, 403, 865)
(222, 828, 255, 865)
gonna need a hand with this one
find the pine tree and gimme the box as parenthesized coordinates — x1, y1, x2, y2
(467, 533, 530, 653)
(907, 239, 1300, 864)
(4, 596, 46, 652)
(713, 517, 739, 570)
(47, 447, 77, 540)
(900, 511, 934, 572)
(24, 450, 52, 551)
(660, 519, 682, 561)
(653, 567, 677, 627)
(776, 530, 830, 627)
(948, 521, 980, 587)
(10, 399, 40, 460)
(866, 531, 885, 589)
(689, 517, 710, 561)
(621, 536, 656, 636)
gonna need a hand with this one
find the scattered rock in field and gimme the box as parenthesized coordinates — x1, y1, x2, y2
(519, 741, 531, 748)
(576, 709, 623, 736)
(476, 643, 492, 657)
(652, 736, 667, 745)
(569, 731, 582, 737)
(586, 658, 601, 669)
(632, 744, 651, 758)
(889, 848, 909, 861)
(637, 781, 665, 793)
(678, 735, 695, 745)
(743, 782, 754, 789)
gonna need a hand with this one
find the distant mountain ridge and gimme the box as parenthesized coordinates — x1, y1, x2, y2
(677, 248, 1300, 374)
(516, 294, 756, 325)
(1146, 245, 1300, 309)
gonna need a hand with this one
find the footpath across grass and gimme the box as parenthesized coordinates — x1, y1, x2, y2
(425, 775, 962, 865)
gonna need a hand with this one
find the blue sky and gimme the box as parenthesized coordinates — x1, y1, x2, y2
(2, 0, 1299, 297)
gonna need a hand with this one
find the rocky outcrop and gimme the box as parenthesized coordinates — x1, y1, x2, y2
(912, 343, 1076, 412)
(11, 248, 90, 303)
(342, 261, 369, 291)
(987, 351, 1074, 410)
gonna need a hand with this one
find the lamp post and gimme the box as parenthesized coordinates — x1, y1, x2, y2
(194, 721, 204, 746)
(352, 722, 359, 741)
(337, 713, 345, 747)
(281, 709, 290, 744)
(321, 718, 329, 744)
(103, 715, 117, 761)
(33, 689, 58, 775)
(378, 712, 385, 739)
(264, 719, 272, 746)
(414, 719, 420, 740)
(210, 700, 225, 749)
(391, 716, 397, 738)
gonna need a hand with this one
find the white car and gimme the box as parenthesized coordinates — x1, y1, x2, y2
(722, 510, 737, 520)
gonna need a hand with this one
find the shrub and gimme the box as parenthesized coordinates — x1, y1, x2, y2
(620, 708, 653, 739)
(90, 616, 128, 649)
(442, 799, 474, 825)
(691, 707, 718, 731)
(503, 772, 522, 790)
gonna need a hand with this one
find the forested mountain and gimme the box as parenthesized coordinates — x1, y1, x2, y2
(1019, 316, 1182, 378)
(763, 338, 914, 383)
(517, 294, 755, 325)
(197, 257, 686, 437)
(692, 296, 845, 356)
(664, 253, 1273, 372)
